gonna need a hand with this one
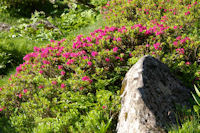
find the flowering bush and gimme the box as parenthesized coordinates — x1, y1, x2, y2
(0, 0, 199, 132)
(102, 0, 200, 86)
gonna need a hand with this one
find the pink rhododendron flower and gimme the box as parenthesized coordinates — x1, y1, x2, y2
(83, 56, 88, 60)
(34, 47, 40, 52)
(43, 60, 50, 65)
(105, 58, 110, 62)
(115, 56, 120, 59)
(39, 85, 44, 89)
(61, 71, 66, 76)
(185, 11, 190, 15)
(185, 62, 191, 65)
(82, 76, 90, 81)
(58, 65, 63, 70)
(173, 41, 178, 46)
(62, 52, 70, 59)
(61, 83, 65, 88)
(156, 31, 163, 36)
(86, 37, 92, 42)
(82, 76, 93, 83)
(39, 70, 43, 74)
(193, 1, 197, 5)
(102, 106, 106, 109)
(56, 53, 60, 56)
(176, 48, 185, 54)
(50, 40, 55, 43)
(91, 51, 98, 57)
(116, 37, 122, 42)
(180, 39, 186, 44)
(16, 66, 22, 73)
(18, 93, 22, 98)
(87, 61, 92, 66)
(23, 53, 38, 61)
(0, 88, 2, 91)
(176, 36, 182, 40)
(52, 81, 57, 85)
(113, 47, 118, 52)
(185, 37, 190, 40)
(95, 41, 99, 46)
(23, 89, 28, 93)
(153, 43, 160, 50)
(139, 28, 143, 32)
(173, 26, 178, 29)
(80, 87, 84, 90)
(66, 59, 74, 65)
(146, 44, 150, 47)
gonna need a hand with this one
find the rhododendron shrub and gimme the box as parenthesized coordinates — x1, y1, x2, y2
(0, 0, 199, 132)
(102, 0, 200, 86)
(103, 0, 199, 29)
(1, 23, 199, 132)
(0, 26, 150, 132)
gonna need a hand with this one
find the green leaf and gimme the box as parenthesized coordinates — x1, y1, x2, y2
(193, 105, 200, 113)
(192, 92, 200, 106)
(194, 85, 200, 97)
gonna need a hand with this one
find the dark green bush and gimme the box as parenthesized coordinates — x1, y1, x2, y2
(0, 0, 56, 17)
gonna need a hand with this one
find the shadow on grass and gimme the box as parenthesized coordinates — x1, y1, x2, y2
(0, 116, 16, 133)
(2, 0, 69, 18)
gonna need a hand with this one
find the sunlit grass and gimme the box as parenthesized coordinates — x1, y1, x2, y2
(66, 15, 107, 39)
(169, 114, 200, 133)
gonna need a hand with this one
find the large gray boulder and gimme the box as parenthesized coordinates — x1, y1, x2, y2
(117, 55, 191, 133)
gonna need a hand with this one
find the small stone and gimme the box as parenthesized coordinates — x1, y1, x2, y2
(0, 23, 11, 31)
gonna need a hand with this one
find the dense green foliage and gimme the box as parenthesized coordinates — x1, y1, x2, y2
(0, 0, 108, 17)
(103, 0, 200, 87)
(0, 0, 199, 132)
(0, 0, 107, 74)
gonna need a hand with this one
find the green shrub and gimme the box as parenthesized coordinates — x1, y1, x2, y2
(0, 23, 199, 132)
(102, 0, 200, 87)
(0, 0, 56, 17)
(7, 11, 61, 41)
(8, 8, 101, 41)
(59, 4, 97, 34)
(192, 85, 200, 117)
(0, 0, 199, 132)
